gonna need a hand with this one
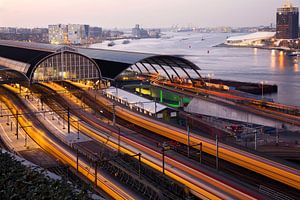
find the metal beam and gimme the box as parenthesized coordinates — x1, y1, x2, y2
(146, 59, 173, 82)
(137, 62, 150, 73)
(163, 57, 195, 85)
(179, 58, 205, 84)
(159, 58, 181, 79)
(140, 62, 158, 74)
(134, 64, 143, 74)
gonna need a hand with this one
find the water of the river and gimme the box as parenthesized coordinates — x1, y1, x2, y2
(90, 32, 300, 106)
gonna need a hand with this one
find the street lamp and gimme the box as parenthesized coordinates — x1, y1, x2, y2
(207, 73, 214, 90)
(216, 134, 219, 170)
(260, 81, 268, 100)
(77, 120, 80, 140)
(160, 142, 171, 174)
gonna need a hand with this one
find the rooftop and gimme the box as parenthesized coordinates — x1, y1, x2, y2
(104, 87, 167, 114)
(226, 32, 276, 42)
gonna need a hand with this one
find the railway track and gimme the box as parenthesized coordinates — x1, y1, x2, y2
(58, 81, 300, 199)
(0, 85, 141, 200)
(31, 83, 198, 200)
(35, 82, 270, 200)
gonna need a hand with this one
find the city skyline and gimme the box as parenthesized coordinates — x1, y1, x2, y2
(0, 0, 299, 28)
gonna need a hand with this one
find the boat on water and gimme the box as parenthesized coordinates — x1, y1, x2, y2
(288, 51, 300, 57)
(122, 40, 130, 44)
(107, 41, 115, 47)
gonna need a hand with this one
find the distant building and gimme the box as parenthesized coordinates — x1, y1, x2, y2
(48, 24, 90, 45)
(0, 27, 48, 43)
(89, 27, 102, 39)
(48, 24, 68, 44)
(67, 24, 89, 45)
(0, 27, 17, 34)
(16, 28, 31, 34)
(276, 1, 299, 39)
(148, 29, 161, 38)
(31, 28, 48, 34)
(132, 24, 149, 38)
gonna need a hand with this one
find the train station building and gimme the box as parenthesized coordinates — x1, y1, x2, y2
(0, 40, 203, 85)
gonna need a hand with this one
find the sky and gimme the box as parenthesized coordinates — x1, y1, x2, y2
(0, 0, 299, 28)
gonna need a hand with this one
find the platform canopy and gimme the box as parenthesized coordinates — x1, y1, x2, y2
(104, 86, 167, 115)
(0, 40, 203, 84)
(0, 65, 29, 84)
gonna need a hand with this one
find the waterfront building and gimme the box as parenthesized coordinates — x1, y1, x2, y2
(276, 1, 299, 39)
(132, 24, 149, 38)
(148, 29, 161, 38)
(225, 32, 276, 47)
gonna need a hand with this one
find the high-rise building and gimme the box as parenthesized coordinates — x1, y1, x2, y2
(276, 1, 299, 39)
(48, 24, 68, 44)
(48, 24, 89, 45)
(67, 24, 89, 45)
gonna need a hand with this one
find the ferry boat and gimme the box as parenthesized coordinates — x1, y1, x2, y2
(122, 40, 130, 44)
(288, 51, 300, 57)
(107, 41, 115, 47)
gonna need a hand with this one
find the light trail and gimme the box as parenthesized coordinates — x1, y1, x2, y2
(0, 92, 135, 200)
(45, 82, 261, 200)
(66, 81, 300, 190)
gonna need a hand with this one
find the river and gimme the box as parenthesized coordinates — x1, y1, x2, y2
(89, 32, 300, 106)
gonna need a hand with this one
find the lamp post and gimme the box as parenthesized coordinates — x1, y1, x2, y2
(207, 73, 214, 90)
(216, 134, 219, 170)
(77, 120, 80, 140)
(187, 124, 190, 158)
(0, 102, 3, 117)
(161, 142, 171, 175)
(130, 153, 142, 179)
(16, 110, 19, 140)
(117, 127, 121, 153)
(21, 125, 32, 147)
(260, 81, 267, 100)
(76, 148, 79, 173)
(112, 103, 116, 126)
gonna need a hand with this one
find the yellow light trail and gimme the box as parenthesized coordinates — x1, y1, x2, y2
(56, 81, 260, 200)
(0, 93, 135, 200)
(72, 81, 300, 191)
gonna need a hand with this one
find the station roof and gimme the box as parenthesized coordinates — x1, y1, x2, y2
(104, 87, 167, 114)
(0, 40, 202, 82)
(78, 47, 156, 65)
(0, 40, 66, 52)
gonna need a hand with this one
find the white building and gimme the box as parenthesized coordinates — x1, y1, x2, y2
(225, 32, 276, 46)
